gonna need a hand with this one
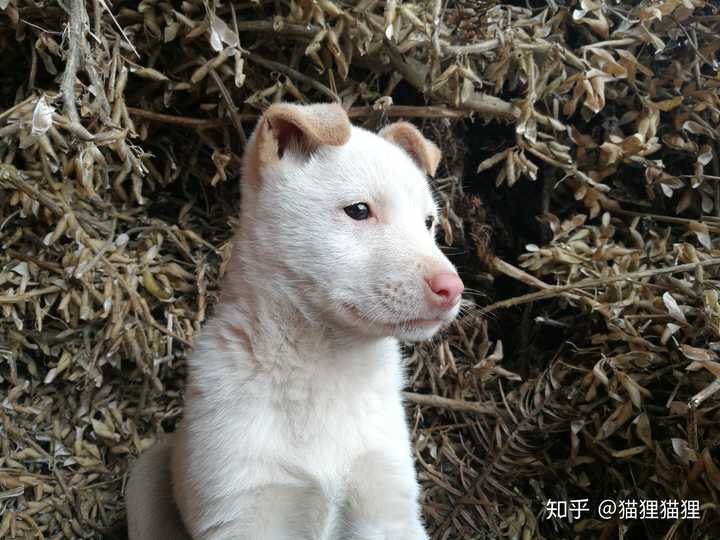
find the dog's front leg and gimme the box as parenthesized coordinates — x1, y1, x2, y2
(339, 451, 429, 540)
(183, 482, 337, 540)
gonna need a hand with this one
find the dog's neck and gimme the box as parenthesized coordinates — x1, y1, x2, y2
(209, 232, 393, 374)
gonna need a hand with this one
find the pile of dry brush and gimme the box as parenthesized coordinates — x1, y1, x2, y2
(1, 0, 720, 538)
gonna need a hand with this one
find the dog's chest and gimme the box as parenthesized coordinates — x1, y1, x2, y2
(225, 345, 407, 477)
(189, 333, 412, 499)
(283, 381, 404, 480)
(270, 348, 406, 459)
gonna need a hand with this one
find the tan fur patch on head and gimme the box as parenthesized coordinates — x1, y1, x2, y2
(254, 103, 351, 167)
(378, 122, 442, 177)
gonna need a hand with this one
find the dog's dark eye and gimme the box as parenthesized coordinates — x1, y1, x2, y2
(344, 203, 371, 220)
(425, 216, 435, 230)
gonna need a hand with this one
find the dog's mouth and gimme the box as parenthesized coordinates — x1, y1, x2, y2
(394, 318, 443, 328)
(340, 303, 447, 333)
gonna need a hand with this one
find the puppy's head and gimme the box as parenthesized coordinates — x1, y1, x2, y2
(241, 103, 463, 342)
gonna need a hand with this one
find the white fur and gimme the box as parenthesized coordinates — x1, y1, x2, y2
(126, 119, 461, 539)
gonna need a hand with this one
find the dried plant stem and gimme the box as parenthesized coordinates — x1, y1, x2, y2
(443, 39, 499, 55)
(234, 19, 317, 38)
(483, 258, 720, 313)
(348, 105, 467, 119)
(579, 37, 638, 50)
(1, 164, 63, 215)
(61, 0, 84, 126)
(690, 379, 720, 407)
(492, 257, 552, 290)
(403, 391, 496, 415)
(615, 208, 720, 232)
(125, 108, 235, 128)
(209, 68, 247, 144)
(126, 104, 470, 130)
(85, 61, 112, 120)
(492, 256, 597, 309)
(0, 164, 112, 237)
(244, 52, 339, 102)
(0, 96, 35, 123)
(711, 140, 720, 218)
(0, 286, 63, 304)
(7, 250, 64, 274)
(383, 37, 517, 120)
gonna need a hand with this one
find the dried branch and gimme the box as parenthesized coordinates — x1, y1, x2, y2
(60, 0, 84, 127)
(403, 391, 497, 415)
(482, 258, 720, 313)
(244, 51, 339, 103)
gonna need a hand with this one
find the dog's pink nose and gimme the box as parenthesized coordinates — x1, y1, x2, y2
(425, 272, 464, 309)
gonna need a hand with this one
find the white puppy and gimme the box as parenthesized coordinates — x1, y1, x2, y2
(126, 103, 464, 540)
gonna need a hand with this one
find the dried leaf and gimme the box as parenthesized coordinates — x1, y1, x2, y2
(31, 95, 55, 136)
(663, 292, 687, 324)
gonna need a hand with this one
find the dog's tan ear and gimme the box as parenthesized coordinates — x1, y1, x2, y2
(379, 122, 442, 177)
(253, 103, 351, 167)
